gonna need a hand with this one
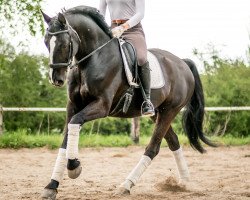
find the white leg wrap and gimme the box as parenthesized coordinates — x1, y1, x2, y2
(172, 147, 190, 181)
(51, 148, 67, 182)
(66, 124, 81, 159)
(125, 155, 151, 186)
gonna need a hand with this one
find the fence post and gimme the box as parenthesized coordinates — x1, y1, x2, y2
(0, 105, 3, 134)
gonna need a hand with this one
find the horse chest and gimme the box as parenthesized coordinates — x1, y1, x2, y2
(80, 83, 89, 96)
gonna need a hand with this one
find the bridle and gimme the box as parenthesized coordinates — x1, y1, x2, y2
(47, 24, 116, 70)
(47, 27, 75, 69)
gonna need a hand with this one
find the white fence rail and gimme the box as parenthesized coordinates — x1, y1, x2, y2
(1, 106, 250, 112)
(0, 106, 250, 134)
(0, 107, 66, 112)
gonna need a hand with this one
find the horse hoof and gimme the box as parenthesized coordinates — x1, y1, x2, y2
(114, 186, 130, 196)
(132, 137, 139, 144)
(68, 164, 82, 179)
(178, 177, 190, 185)
(41, 188, 57, 200)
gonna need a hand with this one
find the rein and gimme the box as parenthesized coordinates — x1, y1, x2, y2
(47, 26, 116, 69)
(70, 37, 116, 69)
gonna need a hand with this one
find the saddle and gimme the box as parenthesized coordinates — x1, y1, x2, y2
(109, 39, 165, 115)
(118, 39, 165, 89)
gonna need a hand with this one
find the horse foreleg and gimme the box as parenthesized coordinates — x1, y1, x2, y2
(164, 126, 190, 183)
(41, 128, 70, 199)
(42, 130, 82, 199)
(66, 123, 82, 179)
(130, 117, 140, 144)
(41, 102, 77, 199)
(41, 148, 67, 199)
(66, 98, 110, 178)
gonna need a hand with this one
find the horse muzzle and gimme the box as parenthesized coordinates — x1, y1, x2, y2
(49, 68, 67, 87)
(53, 79, 65, 87)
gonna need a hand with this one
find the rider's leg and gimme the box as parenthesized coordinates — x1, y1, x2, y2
(121, 23, 155, 116)
(139, 62, 155, 116)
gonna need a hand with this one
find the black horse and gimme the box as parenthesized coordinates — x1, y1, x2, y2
(41, 6, 215, 199)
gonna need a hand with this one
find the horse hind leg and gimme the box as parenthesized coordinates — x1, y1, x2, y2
(164, 126, 190, 183)
(117, 110, 176, 195)
(130, 117, 140, 144)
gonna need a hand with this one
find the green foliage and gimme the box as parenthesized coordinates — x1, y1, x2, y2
(0, 129, 61, 149)
(195, 47, 250, 137)
(81, 117, 155, 136)
(1, 130, 249, 149)
(0, 130, 134, 149)
(82, 118, 131, 135)
(0, 0, 44, 35)
(139, 117, 155, 136)
(0, 39, 67, 132)
(0, 38, 249, 138)
(79, 134, 133, 147)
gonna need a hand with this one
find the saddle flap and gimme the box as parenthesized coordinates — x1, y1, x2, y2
(118, 39, 139, 87)
(118, 39, 165, 89)
(121, 41, 136, 73)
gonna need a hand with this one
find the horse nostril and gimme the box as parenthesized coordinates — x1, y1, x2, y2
(55, 80, 64, 86)
(58, 80, 64, 85)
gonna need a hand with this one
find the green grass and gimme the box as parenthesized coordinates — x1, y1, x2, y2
(214, 135, 250, 146)
(0, 130, 61, 149)
(0, 130, 249, 149)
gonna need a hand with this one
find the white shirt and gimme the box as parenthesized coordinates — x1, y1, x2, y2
(99, 0, 145, 28)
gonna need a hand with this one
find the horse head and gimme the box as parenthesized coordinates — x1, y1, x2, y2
(41, 11, 80, 87)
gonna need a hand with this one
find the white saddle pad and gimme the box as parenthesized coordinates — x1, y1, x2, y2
(148, 51, 165, 89)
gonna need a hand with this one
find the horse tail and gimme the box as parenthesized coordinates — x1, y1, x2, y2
(182, 59, 216, 153)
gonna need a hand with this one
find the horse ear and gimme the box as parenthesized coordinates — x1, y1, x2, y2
(58, 12, 67, 25)
(41, 10, 51, 24)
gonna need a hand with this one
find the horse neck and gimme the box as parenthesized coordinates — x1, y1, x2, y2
(67, 15, 111, 59)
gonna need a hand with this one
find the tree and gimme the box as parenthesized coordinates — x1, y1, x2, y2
(195, 47, 250, 137)
(0, 0, 44, 35)
(0, 39, 67, 132)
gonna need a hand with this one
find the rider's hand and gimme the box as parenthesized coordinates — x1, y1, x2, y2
(111, 26, 125, 38)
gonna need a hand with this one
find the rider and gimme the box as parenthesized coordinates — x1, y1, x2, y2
(99, 0, 155, 116)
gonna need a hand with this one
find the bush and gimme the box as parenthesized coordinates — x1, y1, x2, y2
(196, 47, 250, 137)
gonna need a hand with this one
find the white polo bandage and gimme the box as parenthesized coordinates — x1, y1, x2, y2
(172, 147, 190, 181)
(51, 148, 67, 182)
(126, 155, 151, 186)
(120, 179, 134, 191)
(66, 124, 81, 159)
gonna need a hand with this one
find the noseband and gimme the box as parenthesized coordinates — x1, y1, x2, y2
(47, 24, 116, 70)
(47, 28, 74, 69)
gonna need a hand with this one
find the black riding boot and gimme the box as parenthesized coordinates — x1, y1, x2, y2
(139, 62, 155, 116)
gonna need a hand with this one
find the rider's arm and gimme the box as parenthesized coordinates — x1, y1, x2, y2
(125, 0, 145, 29)
(99, 0, 107, 17)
